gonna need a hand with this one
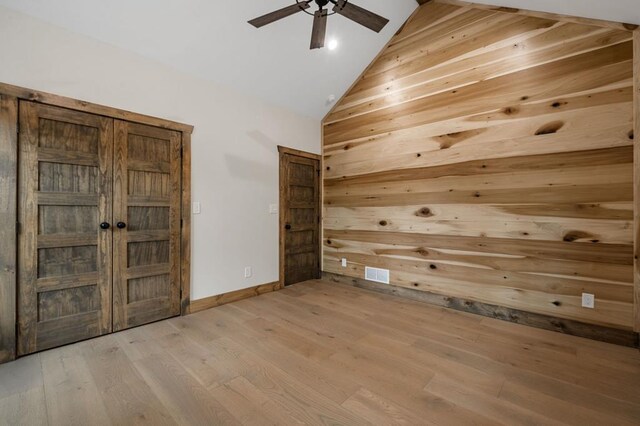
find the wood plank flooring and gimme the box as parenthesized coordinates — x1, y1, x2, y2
(1, 279, 639, 425)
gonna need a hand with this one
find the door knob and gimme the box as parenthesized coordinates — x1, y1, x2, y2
(285, 224, 292, 230)
(116, 222, 127, 229)
(100, 222, 111, 230)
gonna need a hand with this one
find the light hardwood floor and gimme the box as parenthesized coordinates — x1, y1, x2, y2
(1, 279, 639, 425)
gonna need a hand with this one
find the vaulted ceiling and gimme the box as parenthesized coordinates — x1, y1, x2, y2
(0, 0, 638, 119)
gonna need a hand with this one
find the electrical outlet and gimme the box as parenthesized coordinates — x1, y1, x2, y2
(269, 204, 278, 214)
(244, 267, 252, 278)
(582, 293, 595, 309)
(341, 258, 347, 267)
(192, 202, 201, 215)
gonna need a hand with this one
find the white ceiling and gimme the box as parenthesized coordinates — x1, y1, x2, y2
(0, 0, 638, 119)
(0, 0, 417, 119)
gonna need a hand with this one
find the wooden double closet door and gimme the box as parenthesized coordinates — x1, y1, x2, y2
(17, 102, 183, 356)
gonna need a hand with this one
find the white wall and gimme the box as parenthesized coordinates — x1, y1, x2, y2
(0, 6, 321, 300)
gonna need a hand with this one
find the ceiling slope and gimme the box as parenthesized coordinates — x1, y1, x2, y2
(0, 0, 417, 119)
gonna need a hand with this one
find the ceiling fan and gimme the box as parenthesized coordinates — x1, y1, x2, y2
(248, 0, 390, 50)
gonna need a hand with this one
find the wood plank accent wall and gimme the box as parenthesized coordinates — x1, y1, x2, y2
(322, 0, 638, 333)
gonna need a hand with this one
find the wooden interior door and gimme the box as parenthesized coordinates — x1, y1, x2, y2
(17, 102, 113, 355)
(280, 149, 321, 286)
(113, 121, 182, 331)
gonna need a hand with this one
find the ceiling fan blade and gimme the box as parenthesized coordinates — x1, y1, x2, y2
(332, 0, 389, 33)
(310, 9, 328, 49)
(248, 2, 311, 28)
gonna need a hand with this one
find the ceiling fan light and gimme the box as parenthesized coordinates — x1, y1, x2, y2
(328, 39, 339, 50)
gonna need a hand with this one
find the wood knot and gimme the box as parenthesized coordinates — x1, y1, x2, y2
(551, 101, 564, 108)
(473, 192, 481, 198)
(552, 301, 561, 306)
(502, 106, 519, 115)
(521, 96, 529, 101)
(429, 264, 437, 270)
(326, 240, 332, 245)
(379, 220, 388, 226)
(439, 142, 453, 150)
(629, 130, 634, 140)
(562, 231, 594, 243)
(326, 166, 331, 171)
(436, 129, 485, 149)
(416, 248, 429, 256)
(535, 121, 564, 136)
(416, 153, 422, 158)
(343, 144, 351, 151)
(415, 207, 433, 218)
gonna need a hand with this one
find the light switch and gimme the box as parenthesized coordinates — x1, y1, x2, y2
(269, 204, 278, 214)
(193, 202, 201, 215)
(341, 258, 347, 267)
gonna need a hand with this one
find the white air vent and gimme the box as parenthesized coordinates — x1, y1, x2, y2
(365, 266, 390, 284)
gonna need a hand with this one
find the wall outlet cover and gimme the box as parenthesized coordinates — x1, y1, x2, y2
(269, 204, 278, 214)
(341, 258, 347, 267)
(244, 266, 252, 278)
(581, 293, 595, 309)
(193, 201, 201, 215)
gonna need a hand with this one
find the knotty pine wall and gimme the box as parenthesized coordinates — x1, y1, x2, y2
(322, 0, 637, 331)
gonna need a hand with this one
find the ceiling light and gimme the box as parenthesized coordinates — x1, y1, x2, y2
(328, 39, 339, 51)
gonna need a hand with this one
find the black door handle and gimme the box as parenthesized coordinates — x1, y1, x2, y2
(116, 222, 127, 229)
(285, 224, 292, 230)
(100, 222, 110, 230)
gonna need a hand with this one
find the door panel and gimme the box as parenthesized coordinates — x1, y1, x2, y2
(281, 153, 320, 286)
(113, 121, 181, 331)
(18, 102, 113, 355)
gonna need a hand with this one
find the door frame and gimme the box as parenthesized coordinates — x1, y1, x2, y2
(277, 145, 322, 288)
(0, 83, 194, 364)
